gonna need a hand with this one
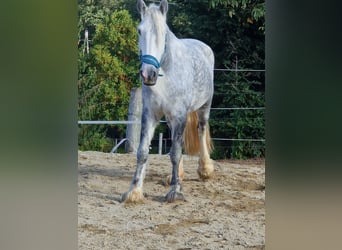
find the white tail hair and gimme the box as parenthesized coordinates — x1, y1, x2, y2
(183, 112, 213, 155)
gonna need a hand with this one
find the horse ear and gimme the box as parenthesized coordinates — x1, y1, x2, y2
(159, 0, 168, 15)
(137, 0, 147, 17)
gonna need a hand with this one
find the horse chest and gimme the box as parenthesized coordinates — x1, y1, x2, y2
(143, 85, 189, 116)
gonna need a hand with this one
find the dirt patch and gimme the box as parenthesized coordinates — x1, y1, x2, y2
(78, 151, 265, 249)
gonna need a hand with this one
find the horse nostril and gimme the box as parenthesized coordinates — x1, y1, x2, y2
(140, 69, 148, 80)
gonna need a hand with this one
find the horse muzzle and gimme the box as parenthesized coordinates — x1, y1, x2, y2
(139, 54, 161, 86)
(140, 65, 158, 86)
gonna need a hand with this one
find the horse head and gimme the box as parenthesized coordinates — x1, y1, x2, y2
(137, 0, 168, 86)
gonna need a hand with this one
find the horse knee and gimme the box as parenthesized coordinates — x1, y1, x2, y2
(137, 148, 148, 165)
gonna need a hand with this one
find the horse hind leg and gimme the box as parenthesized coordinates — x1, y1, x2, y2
(197, 110, 214, 179)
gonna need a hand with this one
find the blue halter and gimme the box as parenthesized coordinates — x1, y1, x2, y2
(140, 54, 161, 69)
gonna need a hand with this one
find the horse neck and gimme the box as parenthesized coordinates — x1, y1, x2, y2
(161, 28, 180, 69)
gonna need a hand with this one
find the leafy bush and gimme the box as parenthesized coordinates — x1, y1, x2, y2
(78, 1, 265, 159)
(78, 10, 140, 151)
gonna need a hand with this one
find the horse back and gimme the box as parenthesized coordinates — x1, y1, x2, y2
(180, 38, 214, 69)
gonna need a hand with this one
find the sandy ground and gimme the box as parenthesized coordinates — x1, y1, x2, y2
(78, 151, 265, 250)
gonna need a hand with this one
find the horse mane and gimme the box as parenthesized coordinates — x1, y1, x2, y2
(144, 4, 167, 46)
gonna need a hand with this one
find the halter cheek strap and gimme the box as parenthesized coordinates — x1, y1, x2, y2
(140, 55, 160, 69)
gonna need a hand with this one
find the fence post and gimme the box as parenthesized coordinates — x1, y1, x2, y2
(125, 87, 142, 153)
(158, 133, 163, 155)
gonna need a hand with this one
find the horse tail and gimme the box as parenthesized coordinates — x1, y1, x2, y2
(183, 112, 213, 155)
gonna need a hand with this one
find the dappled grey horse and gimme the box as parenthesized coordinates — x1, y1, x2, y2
(122, 0, 215, 203)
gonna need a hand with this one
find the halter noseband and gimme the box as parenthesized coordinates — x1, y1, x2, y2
(140, 54, 161, 69)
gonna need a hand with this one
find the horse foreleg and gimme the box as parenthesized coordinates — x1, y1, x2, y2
(121, 112, 158, 204)
(166, 155, 184, 185)
(165, 118, 186, 202)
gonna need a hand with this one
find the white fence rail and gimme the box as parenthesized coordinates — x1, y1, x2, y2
(78, 121, 140, 125)
(78, 118, 265, 153)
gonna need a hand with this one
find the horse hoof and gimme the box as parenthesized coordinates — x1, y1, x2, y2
(165, 190, 185, 203)
(197, 160, 214, 180)
(121, 188, 145, 204)
(197, 168, 213, 179)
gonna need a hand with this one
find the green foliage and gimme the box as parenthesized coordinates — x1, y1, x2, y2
(167, 1, 265, 158)
(78, 0, 131, 38)
(78, 8, 140, 151)
(78, 125, 114, 151)
(78, 0, 265, 158)
(208, 0, 265, 31)
(210, 68, 265, 159)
